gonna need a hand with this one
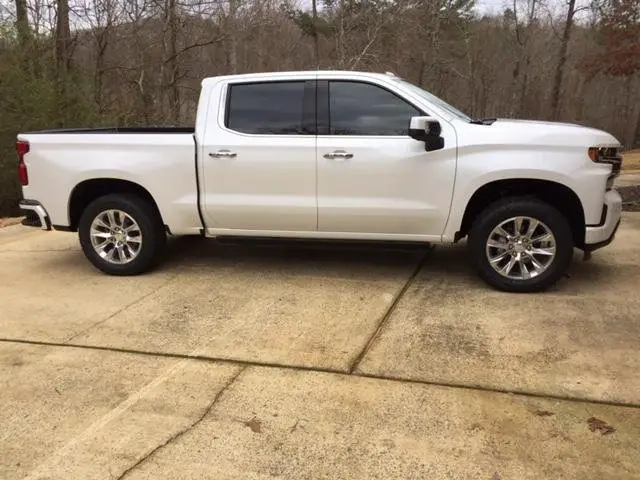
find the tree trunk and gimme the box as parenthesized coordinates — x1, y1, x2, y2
(312, 0, 320, 67)
(632, 70, 640, 147)
(336, 1, 346, 68)
(55, 0, 72, 126)
(94, 30, 108, 114)
(164, 0, 180, 123)
(464, 35, 476, 116)
(633, 107, 640, 148)
(137, 67, 153, 125)
(417, 52, 426, 86)
(55, 0, 71, 73)
(225, 0, 239, 73)
(510, 58, 520, 117)
(15, 0, 30, 47)
(550, 0, 576, 120)
(518, 54, 531, 116)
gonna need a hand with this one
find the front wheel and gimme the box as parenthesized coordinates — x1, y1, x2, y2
(78, 193, 166, 275)
(468, 198, 574, 292)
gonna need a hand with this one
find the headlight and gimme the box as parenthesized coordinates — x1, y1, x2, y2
(588, 147, 622, 163)
(588, 147, 622, 182)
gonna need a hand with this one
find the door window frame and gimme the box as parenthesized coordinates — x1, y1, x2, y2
(317, 79, 427, 137)
(220, 79, 317, 137)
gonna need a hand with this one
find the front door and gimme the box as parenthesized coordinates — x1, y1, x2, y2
(316, 79, 457, 237)
(200, 79, 317, 232)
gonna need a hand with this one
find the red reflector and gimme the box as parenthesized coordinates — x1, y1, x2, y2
(18, 162, 29, 186)
(16, 140, 29, 156)
(16, 140, 30, 186)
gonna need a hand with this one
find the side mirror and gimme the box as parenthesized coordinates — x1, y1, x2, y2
(409, 116, 444, 152)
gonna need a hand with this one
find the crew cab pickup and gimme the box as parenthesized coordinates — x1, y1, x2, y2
(16, 70, 623, 292)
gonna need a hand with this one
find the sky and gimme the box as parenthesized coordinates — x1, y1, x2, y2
(475, 0, 508, 14)
(475, 0, 592, 17)
(298, 0, 595, 19)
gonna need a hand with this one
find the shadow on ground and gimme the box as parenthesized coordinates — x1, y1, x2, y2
(157, 234, 632, 296)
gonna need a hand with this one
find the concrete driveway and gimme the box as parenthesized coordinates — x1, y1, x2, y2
(1, 215, 639, 479)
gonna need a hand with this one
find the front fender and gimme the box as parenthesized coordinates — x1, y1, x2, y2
(442, 147, 610, 241)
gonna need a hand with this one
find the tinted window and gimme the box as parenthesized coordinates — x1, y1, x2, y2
(226, 82, 305, 134)
(329, 81, 421, 136)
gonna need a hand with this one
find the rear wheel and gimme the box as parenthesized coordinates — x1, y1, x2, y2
(78, 194, 166, 275)
(468, 197, 574, 292)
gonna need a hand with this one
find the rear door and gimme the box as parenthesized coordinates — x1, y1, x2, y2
(200, 78, 317, 232)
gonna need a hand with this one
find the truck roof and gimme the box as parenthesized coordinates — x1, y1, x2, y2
(201, 70, 399, 86)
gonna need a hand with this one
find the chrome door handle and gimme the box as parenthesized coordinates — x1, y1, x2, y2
(209, 150, 237, 158)
(323, 150, 353, 160)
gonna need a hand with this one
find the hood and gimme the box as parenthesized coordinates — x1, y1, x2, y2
(485, 118, 622, 148)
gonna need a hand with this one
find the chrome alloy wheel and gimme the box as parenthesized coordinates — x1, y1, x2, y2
(89, 209, 142, 264)
(485, 216, 556, 280)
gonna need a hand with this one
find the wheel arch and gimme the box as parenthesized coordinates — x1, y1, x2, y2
(67, 178, 165, 232)
(454, 179, 586, 248)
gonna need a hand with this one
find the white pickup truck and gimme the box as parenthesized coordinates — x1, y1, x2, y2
(16, 70, 623, 292)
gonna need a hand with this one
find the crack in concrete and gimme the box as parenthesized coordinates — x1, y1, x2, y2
(2, 337, 638, 410)
(63, 273, 180, 343)
(347, 250, 430, 374)
(114, 365, 247, 480)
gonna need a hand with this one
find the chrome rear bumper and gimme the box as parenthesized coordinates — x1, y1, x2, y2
(19, 200, 52, 231)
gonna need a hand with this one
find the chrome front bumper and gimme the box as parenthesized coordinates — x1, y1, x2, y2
(584, 189, 622, 251)
(19, 200, 52, 231)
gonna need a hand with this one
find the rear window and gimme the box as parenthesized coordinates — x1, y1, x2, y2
(225, 81, 306, 135)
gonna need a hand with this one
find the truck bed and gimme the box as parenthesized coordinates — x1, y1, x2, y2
(22, 127, 195, 134)
(18, 128, 201, 235)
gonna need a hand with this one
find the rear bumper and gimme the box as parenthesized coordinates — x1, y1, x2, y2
(584, 189, 622, 252)
(19, 200, 52, 231)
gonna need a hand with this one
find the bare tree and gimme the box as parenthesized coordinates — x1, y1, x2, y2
(162, 0, 180, 122)
(223, 0, 239, 73)
(54, 0, 72, 125)
(15, 0, 30, 46)
(550, 0, 578, 120)
(311, 0, 319, 66)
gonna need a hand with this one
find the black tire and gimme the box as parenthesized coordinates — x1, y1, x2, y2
(78, 193, 166, 275)
(468, 197, 574, 292)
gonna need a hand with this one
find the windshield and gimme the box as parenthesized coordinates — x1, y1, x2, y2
(394, 78, 472, 122)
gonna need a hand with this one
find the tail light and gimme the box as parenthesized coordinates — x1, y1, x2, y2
(16, 140, 29, 186)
